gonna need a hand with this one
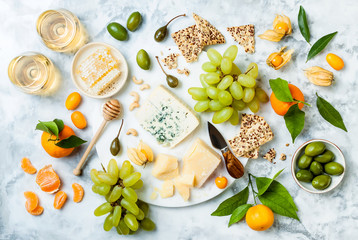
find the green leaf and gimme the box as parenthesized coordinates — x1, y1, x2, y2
(269, 78, 293, 102)
(211, 187, 249, 216)
(36, 120, 59, 137)
(306, 32, 338, 62)
(298, 6, 310, 43)
(258, 180, 299, 220)
(316, 93, 347, 132)
(284, 104, 305, 143)
(256, 169, 284, 196)
(55, 135, 87, 149)
(228, 204, 252, 227)
(53, 119, 64, 133)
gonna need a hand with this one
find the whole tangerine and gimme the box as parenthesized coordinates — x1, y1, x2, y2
(246, 204, 274, 231)
(41, 125, 75, 158)
(270, 84, 304, 116)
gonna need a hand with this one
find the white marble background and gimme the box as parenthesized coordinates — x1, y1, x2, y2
(1, 0, 358, 239)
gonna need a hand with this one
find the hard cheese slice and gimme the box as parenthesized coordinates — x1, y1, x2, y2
(175, 173, 195, 187)
(174, 180, 190, 201)
(160, 180, 174, 198)
(182, 138, 221, 188)
(151, 154, 179, 180)
(136, 85, 200, 148)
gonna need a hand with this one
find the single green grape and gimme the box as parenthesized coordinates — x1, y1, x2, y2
(229, 81, 244, 100)
(119, 160, 132, 180)
(207, 48, 222, 66)
(90, 169, 102, 185)
(232, 99, 246, 111)
(209, 100, 225, 111)
(229, 109, 239, 125)
(238, 74, 256, 88)
(117, 219, 130, 235)
(135, 209, 145, 220)
(107, 159, 119, 178)
(212, 107, 234, 124)
(204, 72, 221, 84)
(220, 57, 233, 75)
(188, 87, 208, 100)
(103, 213, 114, 231)
(108, 185, 123, 202)
(218, 91, 233, 106)
(131, 179, 143, 190)
(202, 62, 217, 72)
(92, 183, 111, 196)
(124, 213, 139, 231)
(217, 75, 233, 90)
(231, 63, 242, 75)
(194, 100, 210, 112)
(223, 45, 238, 61)
(97, 172, 118, 185)
(242, 87, 255, 103)
(200, 74, 211, 88)
(137, 201, 149, 216)
(121, 198, 139, 215)
(246, 62, 258, 79)
(206, 86, 220, 100)
(112, 206, 122, 227)
(94, 202, 113, 216)
(123, 172, 141, 187)
(255, 87, 269, 103)
(122, 187, 138, 202)
(141, 218, 156, 231)
(247, 96, 260, 113)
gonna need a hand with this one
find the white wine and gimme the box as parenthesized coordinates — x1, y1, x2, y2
(8, 52, 60, 95)
(36, 9, 87, 53)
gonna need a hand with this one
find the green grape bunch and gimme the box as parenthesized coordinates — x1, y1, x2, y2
(188, 45, 269, 124)
(91, 159, 156, 235)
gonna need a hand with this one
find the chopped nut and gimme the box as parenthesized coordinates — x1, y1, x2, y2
(177, 68, 190, 76)
(162, 53, 180, 69)
(279, 153, 286, 161)
(263, 148, 276, 163)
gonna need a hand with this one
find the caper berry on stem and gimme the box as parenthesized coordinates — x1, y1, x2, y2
(155, 56, 179, 88)
(110, 119, 124, 156)
(154, 13, 186, 42)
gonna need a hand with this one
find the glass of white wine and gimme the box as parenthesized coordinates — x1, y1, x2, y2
(36, 9, 88, 53)
(8, 52, 60, 95)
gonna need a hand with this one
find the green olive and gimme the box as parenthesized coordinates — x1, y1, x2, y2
(312, 175, 331, 190)
(309, 161, 323, 175)
(127, 12, 142, 32)
(166, 75, 178, 88)
(305, 142, 326, 156)
(324, 162, 344, 175)
(136, 49, 150, 70)
(107, 22, 128, 41)
(314, 150, 335, 164)
(110, 138, 120, 156)
(297, 154, 313, 169)
(296, 170, 313, 183)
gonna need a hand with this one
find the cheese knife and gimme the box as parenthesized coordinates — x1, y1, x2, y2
(208, 122, 244, 179)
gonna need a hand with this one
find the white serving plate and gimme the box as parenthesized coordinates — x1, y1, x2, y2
(291, 139, 346, 194)
(93, 46, 249, 207)
(71, 42, 128, 99)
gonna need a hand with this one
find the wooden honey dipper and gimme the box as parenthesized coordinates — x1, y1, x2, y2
(73, 99, 121, 176)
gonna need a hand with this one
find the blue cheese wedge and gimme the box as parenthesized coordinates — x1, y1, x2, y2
(136, 85, 200, 148)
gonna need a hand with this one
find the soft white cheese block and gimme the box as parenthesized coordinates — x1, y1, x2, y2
(136, 85, 200, 148)
(182, 138, 221, 188)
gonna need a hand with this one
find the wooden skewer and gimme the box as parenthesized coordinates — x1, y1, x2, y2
(73, 99, 121, 176)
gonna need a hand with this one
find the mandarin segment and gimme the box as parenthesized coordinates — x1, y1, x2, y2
(21, 157, 37, 174)
(54, 191, 67, 210)
(72, 183, 84, 203)
(28, 205, 44, 216)
(36, 165, 61, 194)
(24, 191, 39, 212)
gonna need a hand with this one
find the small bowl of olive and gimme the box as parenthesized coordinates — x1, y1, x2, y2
(291, 139, 346, 194)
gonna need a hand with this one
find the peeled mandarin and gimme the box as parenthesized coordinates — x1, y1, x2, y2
(71, 111, 87, 129)
(326, 53, 344, 70)
(65, 92, 82, 110)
